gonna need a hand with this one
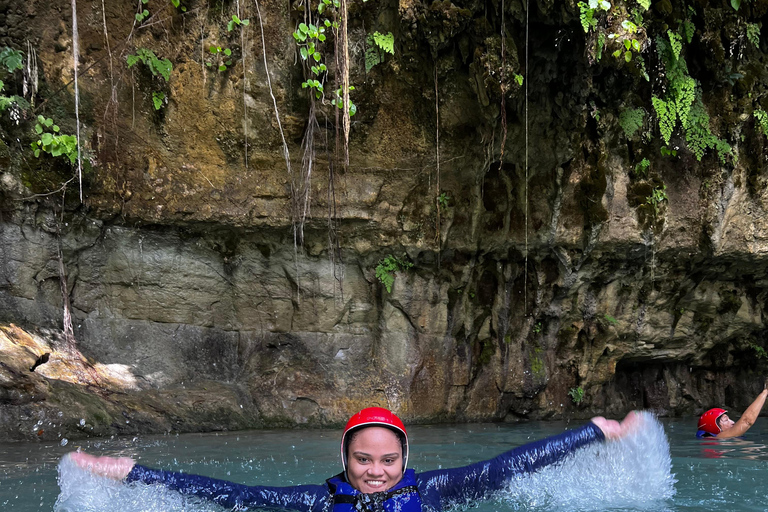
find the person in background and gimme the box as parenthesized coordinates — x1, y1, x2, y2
(69, 406, 641, 512)
(697, 387, 768, 438)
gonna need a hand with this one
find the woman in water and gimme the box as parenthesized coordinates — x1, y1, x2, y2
(69, 407, 640, 512)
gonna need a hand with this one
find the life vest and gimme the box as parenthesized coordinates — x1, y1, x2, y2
(326, 469, 422, 512)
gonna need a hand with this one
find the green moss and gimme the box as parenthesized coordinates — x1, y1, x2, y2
(529, 343, 545, 378)
(717, 289, 741, 315)
(477, 339, 495, 366)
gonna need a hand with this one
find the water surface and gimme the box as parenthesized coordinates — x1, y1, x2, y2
(1, 414, 766, 511)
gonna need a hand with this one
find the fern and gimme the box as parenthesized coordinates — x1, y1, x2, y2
(755, 109, 768, 137)
(746, 23, 761, 48)
(578, 2, 597, 33)
(673, 76, 696, 129)
(373, 32, 394, 54)
(684, 95, 731, 162)
(668, 30, 682, 60)
(652, 96, 676, 145)
(619, 108, 644, 138)
(596, 32, 605, 60)
(682, 20, 695, 44)
(375, 255, 413, 293)
(365, 32, 394, 72)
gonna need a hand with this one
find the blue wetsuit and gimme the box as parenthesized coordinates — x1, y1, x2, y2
(126, 423, 604, 511)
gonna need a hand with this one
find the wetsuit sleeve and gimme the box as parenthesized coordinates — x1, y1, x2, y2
(126, 464, 331, 512)
(415, 422, 604, 508)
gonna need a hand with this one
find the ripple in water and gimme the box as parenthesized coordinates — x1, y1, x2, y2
(55, 412, 675, 512)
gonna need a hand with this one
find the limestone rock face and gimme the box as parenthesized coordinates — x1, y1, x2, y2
(1, 0, 768, 439)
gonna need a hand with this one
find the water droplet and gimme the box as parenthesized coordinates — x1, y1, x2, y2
(60, 438, 68, 446)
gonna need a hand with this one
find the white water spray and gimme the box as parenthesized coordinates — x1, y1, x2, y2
(498, 411, 676, 511)
(55, 456, 224, 512)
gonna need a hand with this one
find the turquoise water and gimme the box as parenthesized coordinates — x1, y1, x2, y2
(1, 414, 767, 511)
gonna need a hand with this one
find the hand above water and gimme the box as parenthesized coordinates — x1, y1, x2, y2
(67, 451, 135, 480)
(590, 410, 642, 440)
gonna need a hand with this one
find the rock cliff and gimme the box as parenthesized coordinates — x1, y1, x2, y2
(1, 0, 768, 440)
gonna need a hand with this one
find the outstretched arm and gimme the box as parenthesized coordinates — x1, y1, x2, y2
(717, 389, 768, 439)
(66, 452, 329, 512)
(416, 412, 640, 509)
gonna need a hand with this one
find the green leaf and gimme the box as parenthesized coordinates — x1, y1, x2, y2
(219, 64, 227, 71)
(53, 125, 60, 132)
(373, 32, 395, 54)
(40, 133, 53, 146)
(299, 23, 309, 33)
(300, 47, 308, 59)
(312, 52, 321, 61)
(44, 118, 53, 127)
(625, 51, 632, 62)
(152, 91, 165, 110)
(35, 124, 43, 134)
(242, 19, 249, 26)
(224, 48, 232, 56)
(731, 0, 741, 10)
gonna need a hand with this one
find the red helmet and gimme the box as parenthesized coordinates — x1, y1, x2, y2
(340, 407, 409, 473)
(698, 408, 727, 436)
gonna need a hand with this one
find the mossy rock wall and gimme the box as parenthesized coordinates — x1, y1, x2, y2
(1, 0, 768, 439)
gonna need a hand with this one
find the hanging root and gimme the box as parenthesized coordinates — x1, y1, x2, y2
(434, 64, 441, 247)
(255, 0, 304, 299)
(237, 0, 249, 170)
(70, 0, 83, 202)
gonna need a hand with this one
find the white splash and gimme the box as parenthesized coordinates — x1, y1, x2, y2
(498, 411, 677, 511)
(54, 456, 224, 512)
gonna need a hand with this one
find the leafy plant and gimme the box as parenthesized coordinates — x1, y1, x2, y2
(755, 109, 768, 137)
(365, 31, 395, 72)
(152, 91, 165, 110)
(569, 387, 585, 404)
(331, 86, 356, 116)
(532, 322, 542, 334)
(578, 2, 596, 33)
(746, 23, 761, 48)
(747, 341, 768, 360)
(646, 183, 667, 216)
(437, 192, 450, 209)
(135, 0, 149, 22)
(126, 48, 172, 110)
(208, 46, 233, 72)
(170, 0, 186, 12)
(619, 108, 644, 138)
(126, 48, 172, 81)
(375, 255, 413, 293)
(604, 314, 619, 326)
(635, 158, 650, 175)
(227, 15, 250, 32)
(660, 146, 677, 157)
(514, 74, 524, 86)
(0, 47, 23, 73)
(31, 115, 78, 164)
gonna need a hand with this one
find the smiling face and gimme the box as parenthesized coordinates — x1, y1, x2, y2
(346, 426, 404, 494)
